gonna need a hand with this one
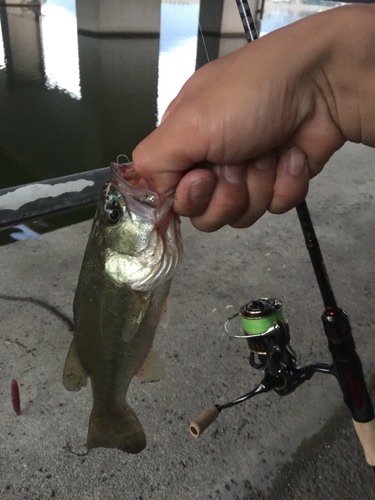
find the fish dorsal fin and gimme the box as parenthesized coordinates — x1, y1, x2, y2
(63, 338, 88, 391)
(135, 348, 166, 382)
(158, 294, 171, 330)
(122, 292, 151, 343)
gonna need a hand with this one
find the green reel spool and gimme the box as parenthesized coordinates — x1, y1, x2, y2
(224, 298, 288, 354)
(239, 298, 285, 335)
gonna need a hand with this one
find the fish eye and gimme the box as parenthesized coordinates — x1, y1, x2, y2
(104, 200, 123, 225)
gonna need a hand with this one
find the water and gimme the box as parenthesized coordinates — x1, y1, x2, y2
(260, 0, 343, 36)
(158, 2, 200, 122)
(0, 0, 339, 245)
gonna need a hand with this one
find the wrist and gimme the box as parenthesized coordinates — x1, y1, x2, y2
(317, 5, 375, 146)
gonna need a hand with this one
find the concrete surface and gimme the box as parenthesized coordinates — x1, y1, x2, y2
(1, 142, 375, 499)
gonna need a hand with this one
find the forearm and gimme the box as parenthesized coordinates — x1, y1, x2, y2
(309, 4, 375, 146)
(254, 4, 375, 166)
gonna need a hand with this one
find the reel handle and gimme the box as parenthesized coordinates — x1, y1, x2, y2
(189, 405, 220, 438)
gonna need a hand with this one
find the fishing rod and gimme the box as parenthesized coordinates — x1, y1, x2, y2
(190, 0, 375, 468)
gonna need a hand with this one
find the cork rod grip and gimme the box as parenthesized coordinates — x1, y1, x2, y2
(189, 405, 220, 437)
(353, 418, 375, 466)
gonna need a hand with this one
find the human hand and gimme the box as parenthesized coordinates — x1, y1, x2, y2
(133, 5, 375, 231)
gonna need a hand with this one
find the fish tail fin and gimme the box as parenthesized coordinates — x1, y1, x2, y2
(87, 404, 146, 454)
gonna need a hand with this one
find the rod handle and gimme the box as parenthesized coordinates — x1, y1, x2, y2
(353, 418, 375, 466)
(189, 405, 220, 437)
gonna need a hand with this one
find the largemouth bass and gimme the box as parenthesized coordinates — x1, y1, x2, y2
(63, 161, 183, 454)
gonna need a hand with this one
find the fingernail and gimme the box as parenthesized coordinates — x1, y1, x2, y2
(287, 147, 307, 176)
(214, 164, 244, 184)
(222, 165, 244, 184)
(254, 157, 273, 171)
(189, 177, 216, 202)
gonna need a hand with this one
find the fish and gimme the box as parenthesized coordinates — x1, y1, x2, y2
(62, 160, 183, 453)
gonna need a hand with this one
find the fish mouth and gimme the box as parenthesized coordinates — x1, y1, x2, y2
(110, 161, 174, 222)
(103, 160, 183, 292)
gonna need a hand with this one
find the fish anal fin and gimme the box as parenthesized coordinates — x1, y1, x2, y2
(136, 348, 166, 382)
(123, 292, 151, 342)
(62, 338, 88, 391)
(87, 405, 146, 454)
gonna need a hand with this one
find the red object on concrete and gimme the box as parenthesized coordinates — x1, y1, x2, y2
(11, 379, 21, 416)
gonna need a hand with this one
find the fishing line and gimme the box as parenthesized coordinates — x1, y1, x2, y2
(198, 22, 210, 65)
(63, 443, 90, 457)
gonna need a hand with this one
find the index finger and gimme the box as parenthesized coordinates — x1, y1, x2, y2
(132, 107, 210, 193)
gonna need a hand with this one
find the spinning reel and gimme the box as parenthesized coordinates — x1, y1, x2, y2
(189, 297, 333, 437)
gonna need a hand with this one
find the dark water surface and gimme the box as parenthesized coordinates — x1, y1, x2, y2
(0, 0, 204, 243)
(0, 0, 338, 244)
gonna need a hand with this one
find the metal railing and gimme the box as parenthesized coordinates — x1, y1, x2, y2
(0, 168, 110, 231)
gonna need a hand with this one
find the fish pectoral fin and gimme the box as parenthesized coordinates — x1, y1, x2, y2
(122, 292, 151, 342)
(136, 348, 166, 382)
(158, 293, 171, 329)
(62, 338, 88, 391)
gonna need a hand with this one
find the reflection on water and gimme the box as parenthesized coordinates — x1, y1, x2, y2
(261, 0, 343, 35)
(158, 2, 199, 123)
(261, 6, 315, 35)
(0, 23, 4, 69)
(42, 1, 81, 99)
